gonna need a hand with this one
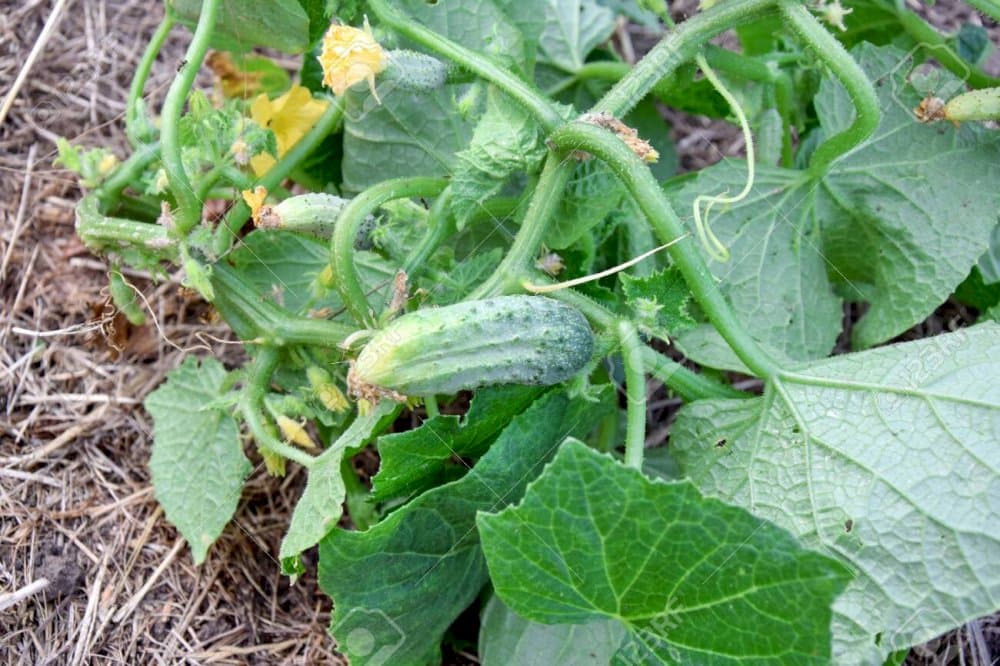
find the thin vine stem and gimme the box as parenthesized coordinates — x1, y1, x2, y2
(549, 122, 781, 379)
(779, 0, 880, 175)
(403, 187, 453, 278)
(126, 14, 174, 147)
(331, 177, 449, 326)
(469, 155, 575, 299)
(241, 347, 316, 470)
(594, 0, 780, 117)
(365, 0, 564, 130)
(618, 320, 647, 469)
(94, 141, 161, 208)
(160, 0, 221, 235)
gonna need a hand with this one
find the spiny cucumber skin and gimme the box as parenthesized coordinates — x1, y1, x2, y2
(945, 87, 1000, 122)
(354, 296, 594, 396)
(383, 50, 448, 92)
(269, 193, 348, 237)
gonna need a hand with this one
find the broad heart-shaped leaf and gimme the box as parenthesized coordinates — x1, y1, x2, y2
(671, 323, 1000, 664)
(341, 85, 477, 193)
(671, 44, 1000, 368)
(478, 595, 627, 666)
(279, 402, 399, 568)
(477, 441, 852, 664)
(318, 390, 609, 665)
(168, 0, 310, 54)
(370, 385, 548, 502)
(146, 357, 250, 565)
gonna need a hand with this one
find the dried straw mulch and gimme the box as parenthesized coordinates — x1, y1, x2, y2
(0, 1, 997, 665)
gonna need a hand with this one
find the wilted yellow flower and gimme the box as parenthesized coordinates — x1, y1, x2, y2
(318, 18, 388, 99)
(248, 84, 329, 176)
(276, 415, 318, 450)
(241, 186, 268, 224)
(97, 153, 119, 176)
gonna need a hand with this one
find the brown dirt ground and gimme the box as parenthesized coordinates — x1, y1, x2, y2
(0, 1, 997, 664)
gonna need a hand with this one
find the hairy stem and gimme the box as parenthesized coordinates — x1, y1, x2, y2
(550, 122, 780, 378)
(160, 0, 221, 235)
(547, 286, 746, 401)
(331, 177, 448, 326)
(780, 1, 880, 174)
(594, 0, 780, 117)
(403, 187, 453, 278)
(96, 142, 161, 205)
(469, 155, 575, 299)
(211, 262, 355, 346)
(126, 14, 174, 147)
(618, 320, 647, 469)
(366, 0, 564, 130)
(241, 348, 316, 469)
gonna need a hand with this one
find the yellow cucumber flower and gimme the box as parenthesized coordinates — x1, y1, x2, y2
(318, 17, 388, 99)
(248, 84, 329, 176)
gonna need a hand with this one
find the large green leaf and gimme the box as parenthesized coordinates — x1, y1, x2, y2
(371, 385, 547, 502)
(478, 595, 626, 666)
(168, 0, 311, 54)
(318, 390, 608, 665)
(671, 323, 1000, 663)
(146, 357, 250, 564)
(478, 441, 852, 664)
(671, 44, 1000, 368)
(341, 86, 477, 193)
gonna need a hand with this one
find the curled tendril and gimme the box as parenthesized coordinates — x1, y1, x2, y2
(691, 53, 757, 263)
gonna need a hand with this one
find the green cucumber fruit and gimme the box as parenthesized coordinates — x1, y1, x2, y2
(256, 193, 349, 237)
(945, 87, 1000, 122)
(351, 296, 594, 398)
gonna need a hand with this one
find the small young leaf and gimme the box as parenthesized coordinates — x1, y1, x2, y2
(620, 268, 695, 338)
(672, 323, 1000, 662)
(146, 357, 250, 565)
(279, 402, 399, 567)
(477, 441, 852, 663)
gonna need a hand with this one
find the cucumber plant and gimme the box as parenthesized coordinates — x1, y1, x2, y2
(66, 0, 1000, 663)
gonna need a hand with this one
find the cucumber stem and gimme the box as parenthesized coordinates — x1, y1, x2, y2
(160, 0, 221, 235)
(365, 0, 564, 130)
(549, 122, 781, 379)
(779, 1, 880, 175)
(593, 0, 781, 117)
(331, 176, 449, 326)
(241, 347, 317, 470)
(126, 14, 174, 147)
(618, 320, 647, 469)
(547, 285, 747, 402)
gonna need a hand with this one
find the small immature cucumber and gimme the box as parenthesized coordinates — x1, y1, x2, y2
(945, 87, 1000, 122)
(256, 193, 349, 238)
(351, 296, 594, 398)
